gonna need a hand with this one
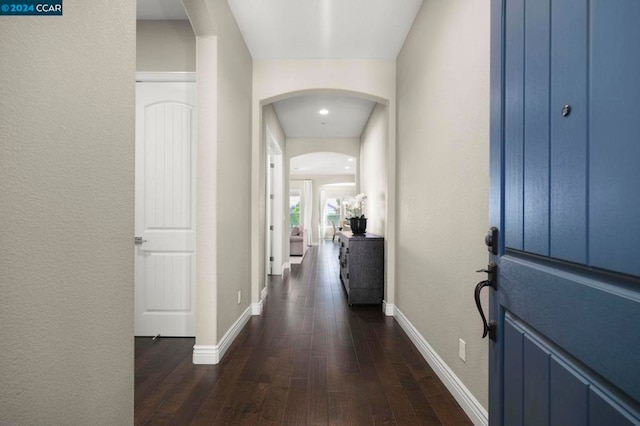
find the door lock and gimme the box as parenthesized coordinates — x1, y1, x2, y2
(485, 227, 498, 255)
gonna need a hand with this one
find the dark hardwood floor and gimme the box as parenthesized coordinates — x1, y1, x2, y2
(135, 241, 473, 425)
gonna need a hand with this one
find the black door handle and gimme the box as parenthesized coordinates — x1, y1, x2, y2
(474, 279, 497, 341)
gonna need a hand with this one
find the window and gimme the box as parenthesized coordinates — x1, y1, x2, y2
(289, 192, 301, 228)
(325, 197, 341, 228)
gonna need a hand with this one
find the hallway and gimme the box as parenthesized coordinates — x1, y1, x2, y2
(135, 241, 472, 425)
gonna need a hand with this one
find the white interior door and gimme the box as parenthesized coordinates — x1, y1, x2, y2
(135, 82, 196, 337)
(266, 130, 283, 275)
(266, 154, 274, 275)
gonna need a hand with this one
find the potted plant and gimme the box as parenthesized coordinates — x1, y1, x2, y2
(343, 193, 368, 235)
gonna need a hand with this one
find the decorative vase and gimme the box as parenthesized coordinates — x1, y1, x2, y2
(350, 217, 367, 235)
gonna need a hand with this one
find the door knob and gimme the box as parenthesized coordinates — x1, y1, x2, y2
(474, 263, 497, 342)
(134, 237, 148, 245)
(474, 280, 496, 341)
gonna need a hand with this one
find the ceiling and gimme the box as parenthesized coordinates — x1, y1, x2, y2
(290, 153, 356, 177)
(137, 0, 188, 20)
(273, 95, 375, 138)
(137, 0, 422, 173)
(136, 0, 422, 60)
(227, 0, 422, 60)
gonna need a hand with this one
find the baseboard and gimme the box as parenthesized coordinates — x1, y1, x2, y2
(394, 307, 488, 426)
(192, 305, 252, 365)
(251, 300, 262, 315)
(382, 300, 395, 316)
(192, 345, 218, 364)
(251, 285, 268, 315)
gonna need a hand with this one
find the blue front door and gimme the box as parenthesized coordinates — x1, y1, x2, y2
(488, 0, 640, 424)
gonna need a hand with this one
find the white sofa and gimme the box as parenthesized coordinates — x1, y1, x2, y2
(290, 226, 307, 256)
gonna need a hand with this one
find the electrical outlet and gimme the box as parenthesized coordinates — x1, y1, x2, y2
(459, 338, 466, 362)
(237, 290, 242, 304)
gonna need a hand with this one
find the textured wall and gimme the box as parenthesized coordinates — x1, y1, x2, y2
(359, 103, 388, 237)
(0, 0, 135, 424)
(396, 0, 491, 409)
(137, 20, 196, 72)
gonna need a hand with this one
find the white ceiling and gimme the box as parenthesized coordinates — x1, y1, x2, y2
(137, 0, 187, 20)
(290, 152, 356, 176)
(273, 95, 375, 138)
(227, 0, 423, 60)
(137, 0, 421, 174)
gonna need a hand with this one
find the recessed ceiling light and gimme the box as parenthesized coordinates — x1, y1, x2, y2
(319, 109, 329, 115)
(347, 158, 354, 162)
(345, 166, 351, 170)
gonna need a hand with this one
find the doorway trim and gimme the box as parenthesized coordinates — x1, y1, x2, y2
(136, 72, 196, 83)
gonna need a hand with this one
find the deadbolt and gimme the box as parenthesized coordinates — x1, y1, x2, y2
(485, 227, 498, 255)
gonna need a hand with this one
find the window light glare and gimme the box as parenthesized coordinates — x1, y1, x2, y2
(319, 109, 329, 115)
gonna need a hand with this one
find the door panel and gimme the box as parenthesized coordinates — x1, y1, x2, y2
(143, 102, 193, 230)
(523, 0, 550, 256)
(589, 0, 640, 276)
(504, 314, 638, 425)
(503, 320, 524, 425)
(504, 0, 525, 251)
(549, 357, 589, 426)
(500, 255, 640, 402)
(135, 82, 196, 337)
(144, 253, 192, 311)
(523, 335, 550, 426)
(490, 0, 640, 423)
(549, 0, 588, 264)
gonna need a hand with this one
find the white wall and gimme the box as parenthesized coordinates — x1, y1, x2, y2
(251, 62, 397, 309)
(184, 0, 252, 360)
(360, 103, 388, 237)
(396, 0, 491, 412)
(209, 0, 253, 342)
(137, 20, 196, 72)
(0, 1, 135, 423)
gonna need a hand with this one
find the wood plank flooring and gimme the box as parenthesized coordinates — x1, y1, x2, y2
(135, 241, 473, 425)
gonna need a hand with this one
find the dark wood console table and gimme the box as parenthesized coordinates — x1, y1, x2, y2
(338, 231, 384, 305)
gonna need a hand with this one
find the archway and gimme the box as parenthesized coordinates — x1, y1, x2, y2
(251, 76, 398, 317)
